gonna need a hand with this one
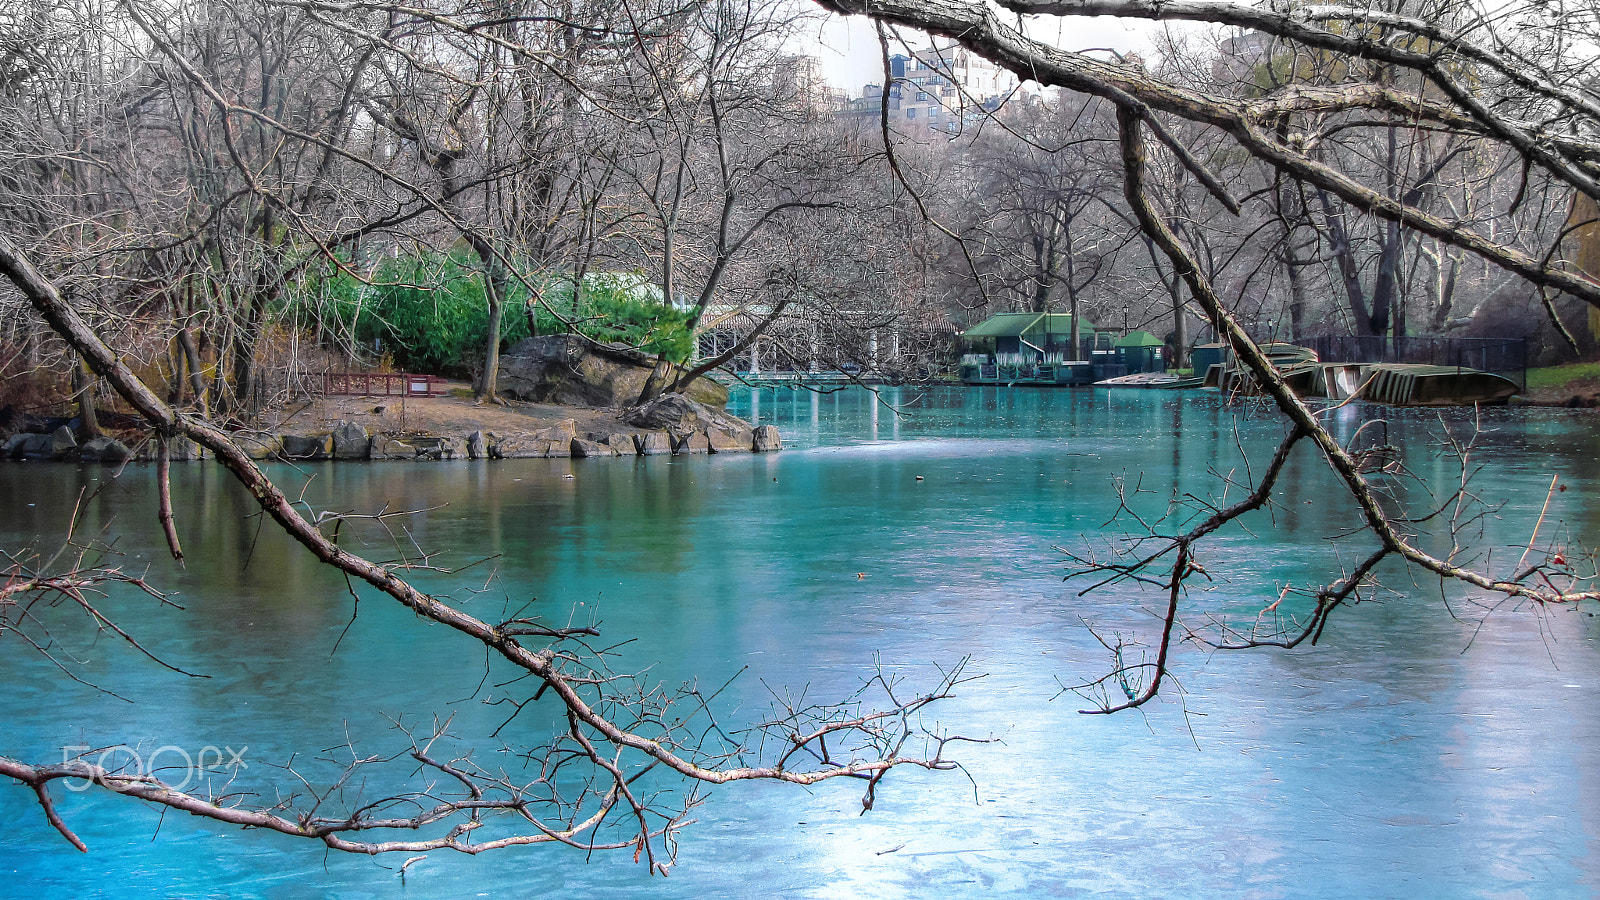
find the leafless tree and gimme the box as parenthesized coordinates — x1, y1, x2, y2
(953, 92, 1138, 354)
(815, 0, 1600, 704)
(0, 233, 981, 864)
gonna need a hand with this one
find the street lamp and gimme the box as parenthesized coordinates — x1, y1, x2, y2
(1122, 304, 1130, 334)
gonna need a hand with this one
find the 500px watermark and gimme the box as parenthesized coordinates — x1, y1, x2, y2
(61, 744, 248, 792)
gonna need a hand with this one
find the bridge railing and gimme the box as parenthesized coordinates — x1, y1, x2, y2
(1292, 336, 1527, 388)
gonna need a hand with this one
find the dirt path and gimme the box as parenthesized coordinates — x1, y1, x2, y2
(256, 383, 651, 438)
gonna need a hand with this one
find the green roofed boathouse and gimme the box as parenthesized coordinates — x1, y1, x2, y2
(958, 312, 1116, 386)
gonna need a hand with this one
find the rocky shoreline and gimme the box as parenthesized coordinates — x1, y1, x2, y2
(1, 392, 781, 464)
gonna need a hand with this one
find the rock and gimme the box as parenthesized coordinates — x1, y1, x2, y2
(673, 431, 710, 455)
(332, 421, 370, 459)
(531, 418, 578, 444)
(371, 435, 418, 459)
(706, 426, 752, 454)
(466, 430, 488, 459)
(586, 432, 637, 455)
(79, 436, 133, 463)
(24, 433, 57, 459)
(233, 433, 280, 460)
(752, 424, 783, 452)
(51, 425, 77, 456)
(542, 439, 571, 458)
(411, 436, 461, 460)
(488, 435, 543, 459)
(570, 438, 617, 458)
(497, 335, 728, 408)
(633, 431, 673, 455)
(624, 393, 751, 439)
(280, 433, 333, 460)
(7, 433, 54, 460)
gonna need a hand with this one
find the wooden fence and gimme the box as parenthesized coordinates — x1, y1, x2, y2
(318, 373, 449, 397)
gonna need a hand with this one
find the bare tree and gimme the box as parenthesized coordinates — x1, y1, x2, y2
(814, 0, 1600, 702)
(956, 92, 1135, 355)
(0, 233, 979, 863)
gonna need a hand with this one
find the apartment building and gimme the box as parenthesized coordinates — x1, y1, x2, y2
(846, 44, 1020, 135)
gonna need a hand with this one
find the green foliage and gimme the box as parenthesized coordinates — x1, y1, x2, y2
(530, 271, 696, 364)
(289, 256, 693, 375)
(287, 252, 530, 376)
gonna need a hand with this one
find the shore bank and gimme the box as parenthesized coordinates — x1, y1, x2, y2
(1, 387, 782, 463)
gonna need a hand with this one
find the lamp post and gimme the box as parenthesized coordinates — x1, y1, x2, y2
(1122, 304, 1130, 334)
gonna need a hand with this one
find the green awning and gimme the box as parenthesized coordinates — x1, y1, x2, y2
(961, 312, 1095, 339)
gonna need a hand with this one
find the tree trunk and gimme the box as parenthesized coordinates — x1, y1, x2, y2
(73, 361, 103, 439)
(177, 327, 209, 417)
(1316, 189, 1376, 336)
(476, 268, 506, 404)
(227, 290, 270, 417)
(463, 232, 509, 405)
(1068, 287, 1082, 361)
(1370, 218, 1402, 338)
(1168, 275, 1187, 367)
(1286, 252, 1308, 341)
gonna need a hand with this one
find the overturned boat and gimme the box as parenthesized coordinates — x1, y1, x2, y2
(1201, 344, 1519, 406)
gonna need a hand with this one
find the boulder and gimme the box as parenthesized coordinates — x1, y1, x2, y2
(497, 335, 728, 408)
(233, 433, 281, 460)
(489, 435, 544, 459)
(7, 433, 55, 460)
(633, 431, 673, 456)
(532, 419, 578, 444)
(51, 425, 77, 457)
(570, 438, 617, 458)
(280, 433, 333, 460)
(752, 424, 783, 452)
(586, 432, 638, 456)
(371, 435, 418, 460)
(673, 431, 710, 455)
(79, 436, 133, 463)
(332, 421, 370, 460)
(411, 435, 461, 460)
(706, 426, 753, 454)
(466, 430, 488, 459)
(624, 393, 751, 438)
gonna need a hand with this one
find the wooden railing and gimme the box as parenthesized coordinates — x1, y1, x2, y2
(319, 373, 449, 397)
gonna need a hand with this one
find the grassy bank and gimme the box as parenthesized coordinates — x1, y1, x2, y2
(1523, 361, 1600, 403)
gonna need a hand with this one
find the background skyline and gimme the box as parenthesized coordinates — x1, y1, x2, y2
(803, 12, 1161, 95)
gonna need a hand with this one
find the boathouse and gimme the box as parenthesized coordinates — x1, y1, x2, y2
(959, 312, 1108, 361)
(958, 312, 1118, 385)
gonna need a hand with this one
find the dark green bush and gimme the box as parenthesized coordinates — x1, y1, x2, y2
(290, 256, 693, 375)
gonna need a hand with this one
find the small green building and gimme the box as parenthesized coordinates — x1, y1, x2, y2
(1113, 331, 1166, 374)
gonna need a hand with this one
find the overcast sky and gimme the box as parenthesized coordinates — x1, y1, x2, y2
(800, 12, 1161, 96)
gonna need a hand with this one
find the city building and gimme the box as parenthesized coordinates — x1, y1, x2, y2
(844, 43, 1020, 135)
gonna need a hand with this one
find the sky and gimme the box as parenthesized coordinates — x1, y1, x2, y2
(800, 11, 1162, 96)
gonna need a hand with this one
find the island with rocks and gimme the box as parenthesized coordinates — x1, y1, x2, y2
(1, 336, 780, 464)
